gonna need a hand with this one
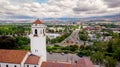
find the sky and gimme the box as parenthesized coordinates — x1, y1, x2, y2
(0, 0, 120, 20)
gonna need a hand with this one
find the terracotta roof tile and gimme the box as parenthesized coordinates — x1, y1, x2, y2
(33, 19, 42, 24)
(41, 57, 94, 67)
(41, 62, 77, 67)
(77, 57, 94, 67)
(25, 54, 40, 64)
(0, 49, 27, 64)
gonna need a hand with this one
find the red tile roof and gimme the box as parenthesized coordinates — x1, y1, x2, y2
(33, 19, 42, 24)
(41, 62, 77, 67)
(77, 57, 94, 67)
(41, 57, 94, 67)
(0, 49, 27, 64)
(25, 54, 40, 64)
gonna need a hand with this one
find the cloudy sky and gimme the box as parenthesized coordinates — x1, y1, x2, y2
(0, 0, 120, 19)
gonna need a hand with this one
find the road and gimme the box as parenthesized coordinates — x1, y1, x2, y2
(61, 29, 83, 46)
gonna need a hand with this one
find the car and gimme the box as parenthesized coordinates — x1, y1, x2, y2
(61, 52, 65, 55)
(49, 51, 53, 54)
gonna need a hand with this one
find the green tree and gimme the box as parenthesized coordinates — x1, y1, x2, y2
(91, 51, 104, 67)
(107, 40, 113, 53)
(112, 48, 120, 61)
(104, 56, 117, 67)
(0, 36, 18, 49)
(15, 36, 30, 49)
(79, 30, 88, 41)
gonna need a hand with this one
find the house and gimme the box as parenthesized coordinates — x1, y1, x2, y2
(46, 33, 61, 39)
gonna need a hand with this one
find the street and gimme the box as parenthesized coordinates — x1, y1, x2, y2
(61, 29, 83, 46)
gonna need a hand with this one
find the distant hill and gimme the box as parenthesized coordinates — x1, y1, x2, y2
(83, 13, 120, 22)
(0, 13, 120, 23)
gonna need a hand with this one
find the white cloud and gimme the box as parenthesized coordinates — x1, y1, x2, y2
(0, 0, 120, 19)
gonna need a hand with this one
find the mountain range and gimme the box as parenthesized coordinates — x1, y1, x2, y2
(0, 13, 120, 23)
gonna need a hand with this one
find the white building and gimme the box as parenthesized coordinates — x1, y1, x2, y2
(46, 33, 61, 39)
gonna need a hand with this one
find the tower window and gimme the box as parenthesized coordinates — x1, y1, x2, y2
(35, 50, 38, 52)
(14, 65, 17, 67)
(35, 29, 38, 35)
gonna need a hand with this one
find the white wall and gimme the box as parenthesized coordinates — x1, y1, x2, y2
(21, 52, 31, 67)
(0, 63, 20, 67)
(30, 36, 46, 61)
(24, 64, 38, 67)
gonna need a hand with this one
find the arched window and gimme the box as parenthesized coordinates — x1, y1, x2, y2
(34, 66, 36, 67)
(6, 65, 8, 67)
(14, 65, 17, 67)
(35, 50, 38, 52)
(35, 29, 37, 35)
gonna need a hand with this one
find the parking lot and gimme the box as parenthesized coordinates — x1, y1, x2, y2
(47, 53, 81, 63)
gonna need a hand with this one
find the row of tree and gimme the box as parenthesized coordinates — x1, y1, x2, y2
(0, 36, 30, 50)
(47, 45, 79, 53)
(0, 25, 30, 36)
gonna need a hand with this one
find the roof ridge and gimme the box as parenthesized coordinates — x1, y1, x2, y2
(33, 19, 42, 24)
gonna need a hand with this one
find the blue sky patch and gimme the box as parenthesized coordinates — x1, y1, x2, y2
(35, 0, 48, 3)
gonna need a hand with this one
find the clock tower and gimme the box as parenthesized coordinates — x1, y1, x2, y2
(29, 19, 47, 61)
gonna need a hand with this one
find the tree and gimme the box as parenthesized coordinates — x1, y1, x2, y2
(15, 36, 30, 49)
(104, 56, 117, 67)
(0, 36, 18, 49)
(107, 40, 113, 53)
(69, 45, 79, 52)
(112, 48, 120, 61)
(91, 51, 104, 67)
(93, 41, 107, 52)
(79, 30, 88, 41)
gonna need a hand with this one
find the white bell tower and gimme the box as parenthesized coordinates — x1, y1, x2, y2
(29, 19, 47, 61)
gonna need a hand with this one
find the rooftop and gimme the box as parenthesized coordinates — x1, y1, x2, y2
(41, 57, 94, 67)
(0, 49, 27, 64)
(33, 19, 42, 24)
(41, 62, 77, 67)
(25, 54, 40, 64)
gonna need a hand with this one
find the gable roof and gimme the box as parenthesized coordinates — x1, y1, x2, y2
(25, 54, 40, 65)
(0, 49, 27, 64)
(33, 19, 42, 24)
